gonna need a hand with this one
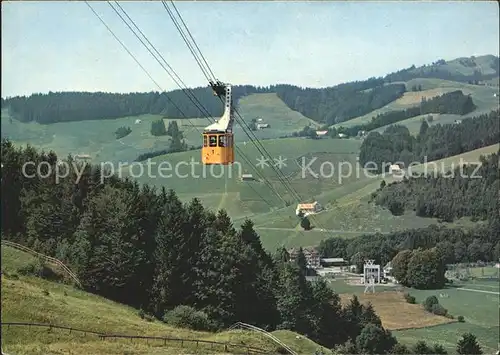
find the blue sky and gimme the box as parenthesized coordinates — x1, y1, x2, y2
(2, 1, 499, 97)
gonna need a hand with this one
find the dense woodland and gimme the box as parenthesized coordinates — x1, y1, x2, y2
(371, 152, 499, 222)
(359, 109, 500, 173)
(274, 82, 407, 125)
(339, 90, 476, 137)
(1, 139, 439, 353)
(319, 218, 500, 275)
(1, 86, 269, 124)
(150, 119, 168, 136)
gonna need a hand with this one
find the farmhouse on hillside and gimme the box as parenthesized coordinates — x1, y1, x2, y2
(296, 201, 323, 216)
(288, 247, 321, 268)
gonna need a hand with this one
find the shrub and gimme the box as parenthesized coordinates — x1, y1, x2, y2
(300, 216, 311, 230)
(431, 303, 448, 316)
(163, 305, 213, 331)
(17, 259, 61, 281)
(403, 292, 416, 304)
(276, 346, 289, 354)
(458, 315, 465, 322)
(138, 309, 145, 319)
(423, 295, 439, 312)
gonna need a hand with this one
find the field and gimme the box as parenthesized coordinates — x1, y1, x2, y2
(338, 291, 455, 330)
(0, 93, 316, 165)
(251, 143, 498, 250)
(325, 274, 499, 354)
(117, 137, 364, 219)
(1, 245, 332, 355)
(393, 280, 499, 353)
(2, 67, 499, 252)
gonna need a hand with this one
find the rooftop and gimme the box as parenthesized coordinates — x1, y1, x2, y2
(321, 258, 345, 263)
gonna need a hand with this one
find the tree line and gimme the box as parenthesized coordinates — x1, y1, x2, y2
(339, 90, 476, 137)
(359, 109, 499, 173)
(318, 219, 500, 275)
(2, 138, 432, 353)
(274, 82, 407, 125)
(1, 85, 269, 124)
(384, 56, 499, 84)
(3, 56, 497, 127)
(370, 152, 498, 222)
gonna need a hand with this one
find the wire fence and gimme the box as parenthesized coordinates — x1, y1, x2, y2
(1, 322, 270, 354)
(1, 240, 82, 287)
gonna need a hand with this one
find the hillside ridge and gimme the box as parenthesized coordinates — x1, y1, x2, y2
(1, 54, 498, 126)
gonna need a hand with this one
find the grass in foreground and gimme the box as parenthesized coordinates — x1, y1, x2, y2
(1, 245, 330, 355)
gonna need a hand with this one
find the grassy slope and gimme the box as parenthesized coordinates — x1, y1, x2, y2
(326, 277, 499, 354)
(254, 143, 499, 250)
(0, 93, 317, 165)
(393, 280, 499, 354)
(0, 112, 172, 164)
(333, 78, 499, 131)
(1, 245, 332, 355)
(118, 137, 363, 219)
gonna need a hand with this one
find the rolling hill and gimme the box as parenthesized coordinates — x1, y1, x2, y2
(1, 244, 332, 355)
(1, 54, 498, 251)
(332, 78, 499, 131)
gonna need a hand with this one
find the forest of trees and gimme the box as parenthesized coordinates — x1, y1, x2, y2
(318, 219, 500, 274)
(274, 82, 407, 125)
(370, 153, 499, 222)
(1, 81, 407, 127)
(150, 119, 168, 136)
(2, 138, 433, 353)
(358, 109, 499, 173)
(2, 56, 497, 128)
(136, 120, 189, 161)
(383, 56, 499, 84)
(1, 85, 269, 124)
(339, 90, 476, 137)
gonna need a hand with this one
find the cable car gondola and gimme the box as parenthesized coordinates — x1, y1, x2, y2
(201, 80, 235, 165)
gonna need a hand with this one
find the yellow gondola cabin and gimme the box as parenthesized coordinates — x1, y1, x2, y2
(201, 81, 235, 165)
